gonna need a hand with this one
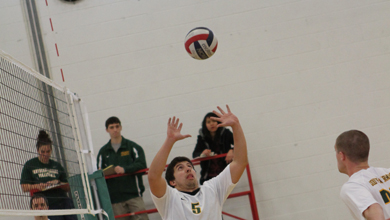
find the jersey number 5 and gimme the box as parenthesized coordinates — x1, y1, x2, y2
(191, 202, 201, 214)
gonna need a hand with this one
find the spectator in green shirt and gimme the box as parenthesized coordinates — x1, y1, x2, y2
(20, 130, 76, 220)
(97, 117, 148, 220)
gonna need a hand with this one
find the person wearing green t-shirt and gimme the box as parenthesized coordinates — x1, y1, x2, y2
(97, 116, 148, 220)
(20, 130, 77, 220)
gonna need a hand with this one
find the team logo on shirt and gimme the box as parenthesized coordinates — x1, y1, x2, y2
(369, 177, 384, 186)
(191, 202, 201, 214)
(121, 151, 130, 156)
(32, 168, 58, 178)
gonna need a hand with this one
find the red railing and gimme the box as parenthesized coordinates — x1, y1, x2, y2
(105, 153, 259, 220)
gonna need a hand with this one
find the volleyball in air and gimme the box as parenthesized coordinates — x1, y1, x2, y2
(184, 27, 218, 60)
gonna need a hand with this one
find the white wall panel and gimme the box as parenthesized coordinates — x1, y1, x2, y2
(2, 0, 390, 219)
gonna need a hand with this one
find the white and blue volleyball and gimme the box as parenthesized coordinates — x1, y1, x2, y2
(184, 27, 218, 60)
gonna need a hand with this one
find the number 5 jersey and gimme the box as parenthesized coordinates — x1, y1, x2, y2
(151, 164, 236, 220)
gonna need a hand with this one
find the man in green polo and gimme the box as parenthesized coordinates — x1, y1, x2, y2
(97, 116, 148, 220)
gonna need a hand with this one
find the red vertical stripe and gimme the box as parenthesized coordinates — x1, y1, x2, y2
(45, 0, 48, 6)
(61, 69, 65, 82)
(49, 18, 54, 31)
(55, 44, 59, 56)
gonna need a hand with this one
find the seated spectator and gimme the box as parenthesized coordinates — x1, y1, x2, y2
(20, 130, 77, 220)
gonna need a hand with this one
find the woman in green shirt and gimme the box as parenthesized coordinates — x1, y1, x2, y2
(20, 130, 77, 220)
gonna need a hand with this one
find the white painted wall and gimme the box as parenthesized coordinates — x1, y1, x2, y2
(0, 0, 34, 68)
(2, 0, 390, 219)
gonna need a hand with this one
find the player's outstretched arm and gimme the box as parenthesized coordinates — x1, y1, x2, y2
(363, 203, 386, 220)
(212, 105, 248, 184)
(148, 117, 191, 198)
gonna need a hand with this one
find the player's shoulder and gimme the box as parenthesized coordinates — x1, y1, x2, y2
(340, 178, 367, 198)
(200, 182, 216, 191)
(166, 186, 186, 198)
(201, 178, 223, 194)
(353, 167, 390, 179)
(347, 169, 370, 184)
(368, 166, 390, 173)
(345, 167, 388, 187)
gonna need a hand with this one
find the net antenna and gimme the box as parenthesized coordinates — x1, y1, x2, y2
(0, 49, 103, 218)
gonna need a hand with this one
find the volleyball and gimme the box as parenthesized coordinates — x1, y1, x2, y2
(184, 27, 218, 60)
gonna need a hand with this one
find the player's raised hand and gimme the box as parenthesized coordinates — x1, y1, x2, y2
(211, 105, 239, 128)
(167, 116, 191, 141)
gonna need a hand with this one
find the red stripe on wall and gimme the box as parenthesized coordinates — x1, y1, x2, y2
(49, 18, 54, 31)
(61, 69, 65, 82)
(55, 43, 59, 56)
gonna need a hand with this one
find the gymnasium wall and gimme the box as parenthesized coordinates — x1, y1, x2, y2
(1, 0, 390, 219)
(0, 1, 34, 68)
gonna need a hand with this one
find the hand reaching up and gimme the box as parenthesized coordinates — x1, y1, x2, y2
(211, 105, 239, 128)
(167, 116, 191, 141)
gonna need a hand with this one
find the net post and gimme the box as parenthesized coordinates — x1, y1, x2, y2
(64, 90, 94, 217)
(71, 94, 103, 219)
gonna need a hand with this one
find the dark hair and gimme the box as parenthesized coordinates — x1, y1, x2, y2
(335, 130, 370, 163)
(201, 112, 223, 144)
(105, 116, 121, 129)
(165, 156, 194, 188)
(30, 193, 48, 209)
(36, 130, 52, 150)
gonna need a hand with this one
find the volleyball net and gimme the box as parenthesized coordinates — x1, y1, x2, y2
(0, 50, 104, 218)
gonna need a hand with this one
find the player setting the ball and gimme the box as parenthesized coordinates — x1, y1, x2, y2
(148, 105, 248, 219)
